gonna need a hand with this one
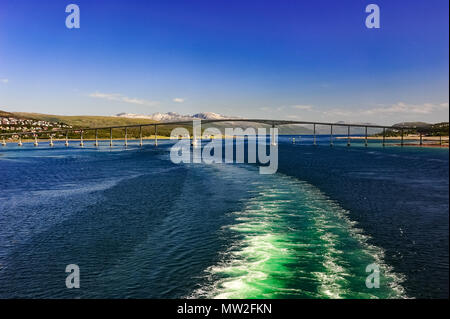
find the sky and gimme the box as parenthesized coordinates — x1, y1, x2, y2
(0, 0, 448, 125)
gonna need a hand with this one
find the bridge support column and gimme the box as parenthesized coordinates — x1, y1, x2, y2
(401, 128, 404, 147)
(34, 135, 39, 147)
(330, 125, 333, 147)
(347, 126, 351, 147)
(110, 128, 113, 147)
(124, 127, 128, 147)
(270, 124, 277, 146)
(18, 136, 23, 147)
(365, 126, 368, 147)
(439, 133, 442, 146)
(49, 135, 54, 147)
(192, 136, 198, 147)
(192, 122, 199, 147)
(65, 131, 69, 147)
(94, 129, 99, 147)
(2, 137, 6, 146)
(420, 133, 423, 146)
(139, 126, 143, 147)
(154, 125, 158, 146)
(80, 131, 84, 147)
(382, 128, 386, 147)
(313, 124, 317, 146)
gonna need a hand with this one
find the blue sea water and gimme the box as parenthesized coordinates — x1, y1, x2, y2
(0, 136, 448, 298)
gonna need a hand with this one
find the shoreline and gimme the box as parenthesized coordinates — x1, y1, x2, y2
(1, 135, 252, 143)
(335, 135, 449, 141)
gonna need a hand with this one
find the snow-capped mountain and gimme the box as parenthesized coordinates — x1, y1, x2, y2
(115, 112, 234, 122)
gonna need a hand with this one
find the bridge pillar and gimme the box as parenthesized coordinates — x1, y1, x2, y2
(65, 131, 69, 147)
(94, 129, 99, 147)
(401, 128, 404, 147)
(154, 125, 158, 146)
(313, 124, 317, 146)
(110, 128, 113, 147)
(18, 136, 23, 147)
(192, 136, 199, 147)
(34, 135, 39, 147)
(365, 126, 368, 147)
(124, 127, 128, 147)
(347, 126, 351, 147)
(192, 122, 199, 147)
(80, 131, 84, 147)
(382, 128, 386, 147)
(49, 135, 54, 147)
(439, 133, 442, 146)
(330, 125, 333, 147)
(139, 126, 143, 147)
(2, 137, 6, 146)
(420, 133, 423, 146)
(271, 124, 277, 146)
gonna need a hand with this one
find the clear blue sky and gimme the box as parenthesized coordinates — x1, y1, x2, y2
(0, 0, 448, 124)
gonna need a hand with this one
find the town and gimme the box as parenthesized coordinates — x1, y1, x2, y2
(0, 113, 72, 139)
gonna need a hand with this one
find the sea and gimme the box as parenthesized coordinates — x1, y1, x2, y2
(0, 135, 448, 298)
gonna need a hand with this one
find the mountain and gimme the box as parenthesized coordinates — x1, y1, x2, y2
(115, 112, 313, 134)
(326, 121, 383, 135)
(125, 110, 317, 134)
(115, 112, 233, 122)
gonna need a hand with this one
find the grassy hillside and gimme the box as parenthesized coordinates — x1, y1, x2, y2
(0, 110, 15, 117)
(10, 112, 191, 139)
(11, 112, 157, 128)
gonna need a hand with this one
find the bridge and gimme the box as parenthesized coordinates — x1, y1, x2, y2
(0, 119, 442, 148)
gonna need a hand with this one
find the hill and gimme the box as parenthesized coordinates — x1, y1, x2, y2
(380, 122, 449, 137)
(0, 109, 15, 118)
(7, 112, 163, 139)
(11, 112, 157, 128)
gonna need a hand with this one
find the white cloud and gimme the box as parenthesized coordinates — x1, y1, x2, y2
(259, 104, 314, 113)
(291, 105, 313, 110)
(173, 98, 185, 103)
(0, 78, 8, 84)
(89, 92, 159, 106)
(258, 101, 447, 124)
(324, 102, 449, 117)
(362, 102, 447, 115)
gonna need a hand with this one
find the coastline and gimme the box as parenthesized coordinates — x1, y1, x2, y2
(335, 135, 449, 148)
(335, 135, 449, 141)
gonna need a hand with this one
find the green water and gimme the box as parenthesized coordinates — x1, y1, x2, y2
(193, 165, 405, 299)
